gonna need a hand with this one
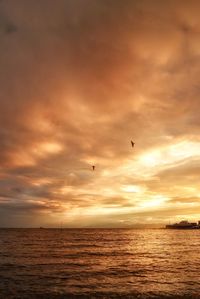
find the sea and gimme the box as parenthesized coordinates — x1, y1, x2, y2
(0, 228, 200, 299)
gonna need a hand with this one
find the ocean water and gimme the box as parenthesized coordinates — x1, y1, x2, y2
(0, 229, 200, 299)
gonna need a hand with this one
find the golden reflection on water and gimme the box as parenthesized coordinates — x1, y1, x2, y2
(0, 228, 200, 297)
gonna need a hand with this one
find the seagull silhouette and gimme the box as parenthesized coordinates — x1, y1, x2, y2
(131, 140, 135, 148)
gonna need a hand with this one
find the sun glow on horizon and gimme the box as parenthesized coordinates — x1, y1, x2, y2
(49, 138, 200, 225)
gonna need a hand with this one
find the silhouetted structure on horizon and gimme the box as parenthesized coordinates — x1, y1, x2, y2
(166, 220, 200, 229)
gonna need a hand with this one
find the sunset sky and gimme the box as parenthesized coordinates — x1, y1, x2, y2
(0, 0, 200, 227)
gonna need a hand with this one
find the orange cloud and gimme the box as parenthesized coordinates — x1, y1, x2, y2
(1, 0, 200, 227)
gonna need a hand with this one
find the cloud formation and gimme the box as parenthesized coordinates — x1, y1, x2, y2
(0, 0, 200, 227)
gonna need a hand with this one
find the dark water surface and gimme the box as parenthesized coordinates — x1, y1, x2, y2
(0, 228, 200, 299)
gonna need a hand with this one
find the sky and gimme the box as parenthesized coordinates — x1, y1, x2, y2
(0, 0, 200, 227)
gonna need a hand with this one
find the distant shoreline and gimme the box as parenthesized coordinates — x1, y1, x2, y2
(3, 226, 200, 230)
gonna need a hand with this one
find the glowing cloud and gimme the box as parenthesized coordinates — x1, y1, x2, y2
(1, 0, 200, 227)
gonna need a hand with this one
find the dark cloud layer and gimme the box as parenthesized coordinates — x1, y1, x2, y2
(0, 0, 200, 227)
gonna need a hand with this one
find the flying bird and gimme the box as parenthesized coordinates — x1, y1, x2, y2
(92, 165, 95, 171)
(131, 140, 135, 148)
